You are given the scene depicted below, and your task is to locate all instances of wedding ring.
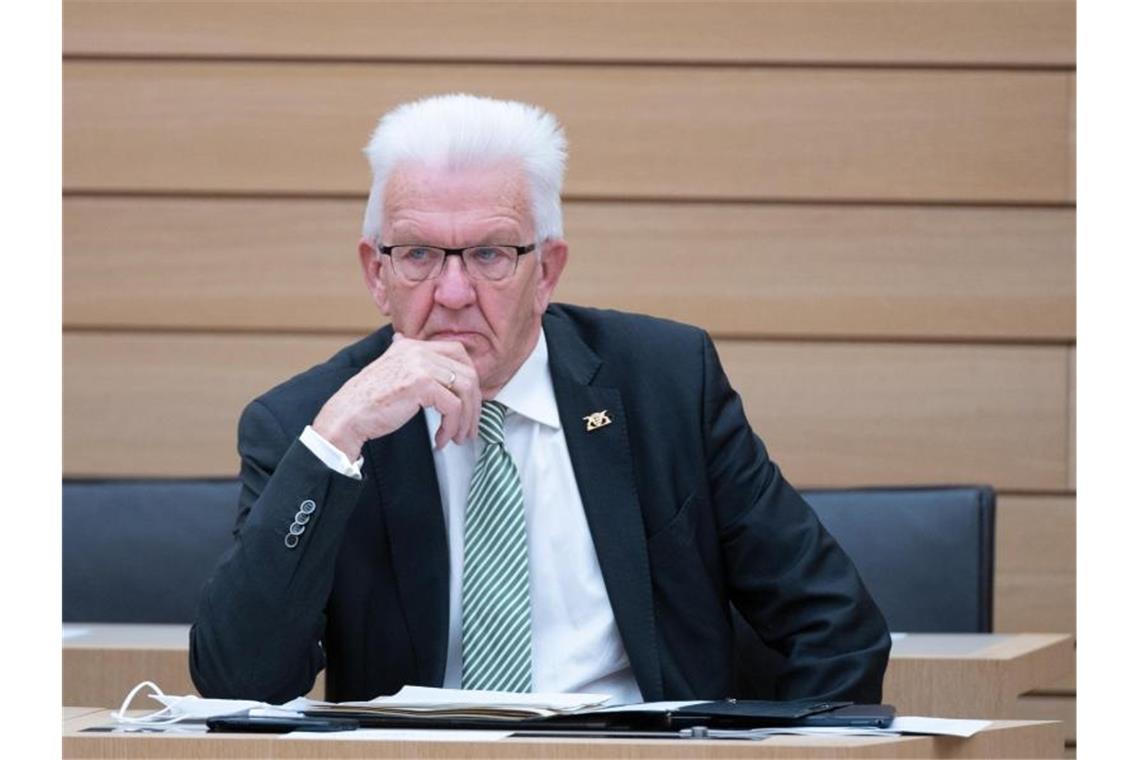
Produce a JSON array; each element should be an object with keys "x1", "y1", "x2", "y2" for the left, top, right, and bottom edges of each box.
[{"x1": 445, "y1": 370, "x2": 457, "y2": 391}]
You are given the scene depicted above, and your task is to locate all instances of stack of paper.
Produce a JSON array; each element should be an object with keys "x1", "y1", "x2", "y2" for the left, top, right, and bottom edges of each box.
[{"x1": 289, "y1": 686, "x2": 612, "y2": 721}]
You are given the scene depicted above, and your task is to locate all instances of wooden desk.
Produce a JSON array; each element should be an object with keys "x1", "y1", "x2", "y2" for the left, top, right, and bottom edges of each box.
[
  {"x1": 883, "y1": 633, "x2": 1074, "y2": 717},
  {"x1": 63, "y1": 709, "x2": 1062, "y2": 759},
  {"x1": 62, "y1": 623, "x2": 325, "y2": 707},
  {"x1": 64, "y1": 626, "x2": 1072, "y2": 714}
]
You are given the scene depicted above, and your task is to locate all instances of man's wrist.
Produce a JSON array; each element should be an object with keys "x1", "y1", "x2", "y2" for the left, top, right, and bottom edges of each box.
[
  {"x1": 310, "y1": 418, "x2": 363, "y2": 462},
  {"x1": 300, "y1": 425, "x2": 364, "y2": 480}
]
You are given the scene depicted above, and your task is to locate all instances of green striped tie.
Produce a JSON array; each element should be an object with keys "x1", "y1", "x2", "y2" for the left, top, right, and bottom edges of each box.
[{"x1": 460, "y1": 400, "x2": 533, "y2": 692}]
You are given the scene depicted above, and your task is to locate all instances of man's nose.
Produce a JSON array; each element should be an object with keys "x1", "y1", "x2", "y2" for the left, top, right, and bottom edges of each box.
[{"x1": 433, "y1": 255, "x2": 477, "y2": 309}]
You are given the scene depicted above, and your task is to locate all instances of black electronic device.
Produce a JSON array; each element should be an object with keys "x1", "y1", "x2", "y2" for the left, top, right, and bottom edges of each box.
[
  {"x1": 206, "y1": 714, "x2": 360, "y2": 734},
  {"x1": 797, "y1": 703, "x2": 896, "y2": 728}
]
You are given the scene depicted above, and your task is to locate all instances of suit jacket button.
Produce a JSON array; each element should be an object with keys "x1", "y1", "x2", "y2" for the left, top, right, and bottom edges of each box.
[
  {"x1": 289, "y1": 522, "x2": 306, "y2": 536},
  {"x1": 294, "y1": 511, "x2": 311, "y2": 525},
  {"x1": 284, "y1": 533, "x2": 300, "y2": 549},
  {"x1": 300, "y1": 499, "x2": 316, "y2": 514}
]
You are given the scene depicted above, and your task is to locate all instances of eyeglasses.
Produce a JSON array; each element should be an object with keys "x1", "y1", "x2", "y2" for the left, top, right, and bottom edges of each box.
[{"x1": 378, "y1": 243, "x2": 537, "y2": 282}]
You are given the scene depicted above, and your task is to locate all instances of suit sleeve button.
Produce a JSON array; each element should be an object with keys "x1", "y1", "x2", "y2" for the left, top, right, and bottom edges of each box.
[
  {"x1": 294, "y1": 511, "x2": 311, "y2": 525},
  {"x1": 300, "y1": 500, "x2": 316, "y2": 514},
  {"x1": 284, "y1": 533, "x2": 300, "y2": 549},
  {"x1": 289, "y1": 522, "x2": 306, "y2": 536}
]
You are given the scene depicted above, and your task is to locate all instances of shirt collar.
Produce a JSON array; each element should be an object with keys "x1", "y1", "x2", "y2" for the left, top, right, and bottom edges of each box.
[
  {"x1": 424, "y1": 328, "x2": 561, "y2": 436},
  {"x1": 493, "y1": 329, "x2": 561, "y2": 430}
]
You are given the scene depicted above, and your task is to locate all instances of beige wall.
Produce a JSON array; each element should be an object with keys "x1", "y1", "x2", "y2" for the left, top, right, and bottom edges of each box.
[{"x1": 62, "y1": 0, "x2": 1075, "y2": 745}]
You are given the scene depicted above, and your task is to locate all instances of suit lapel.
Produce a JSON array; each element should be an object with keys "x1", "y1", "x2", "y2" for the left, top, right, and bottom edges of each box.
[
  {"x1": 544, "y1": 311, "x2": 664, "y2": 701},
  {"x1": 366, "y1": 411, "x2": 450, "y2": 687}
]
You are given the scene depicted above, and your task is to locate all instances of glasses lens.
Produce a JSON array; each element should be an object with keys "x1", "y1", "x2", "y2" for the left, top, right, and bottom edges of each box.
[
  {"x1": 463, "y1": 246, "x2": 517, "y2": 281},
  {"x1": 392, "y1": 246, "x2": 444, "y2": 281}
]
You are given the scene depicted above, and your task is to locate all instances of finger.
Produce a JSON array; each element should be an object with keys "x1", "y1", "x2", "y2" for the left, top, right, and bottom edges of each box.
[
  {"x1": 465, "y1": 369, "x2": 482, "y2": 442},
  {"x1": 421, "y1": 338, "x2": 476, "y2": 367},
  {"x1": 423, "y1": 355, "x2": 477, "y2": 439},
  {"x1": 442, "y1": 361, "x2": 480, "y2": 443},
  {"x1": 397, "y1": 342, "x2": 478, "y2": 442},
  {"x1": 467, "y1": 383, "x2": 483, "y2": 442},
  {"x1": 428, "y1": 383, "x2": 463, "y2": 450}
]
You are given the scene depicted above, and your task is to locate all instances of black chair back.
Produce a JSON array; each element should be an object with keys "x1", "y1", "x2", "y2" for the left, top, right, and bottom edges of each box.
[
  {"x1": 63, "y1": 481, "x2": 995, "y2": 664},
  {"x1": 731, "y1": 485, "x2": 996, "y2": 697},
  {"x1": 62, "y1": 479, "x2": 239, "y2": 623}
]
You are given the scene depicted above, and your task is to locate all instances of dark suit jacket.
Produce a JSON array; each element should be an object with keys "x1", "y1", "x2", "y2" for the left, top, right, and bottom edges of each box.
[{"x1": 190, "y1": 304, "x2": 890, "y2": 704}]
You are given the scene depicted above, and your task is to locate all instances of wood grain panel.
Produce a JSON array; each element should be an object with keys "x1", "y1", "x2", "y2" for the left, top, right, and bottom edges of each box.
[
  {"x1": 63, "y1": 61, "x2": 1074, "y2": 203},
  {"x1": 1013, "y1": 694, "x2": 1076, "y2": 745},
  {"x1": 1068, "y1": 348, "x2": 1075, "y2": 489},
  {"x1": 884, "y1": 634, "x2": 1072, "y2": 720},
  {"x1": 63, "y1": 624, "x2": 325, "y2": 706},
  {"x1": 1044, "y1": 665, "x2": 1076, "y2": 693},
  {"x1": 63, "y1": 197, "x2": 1076, "y2": 340},
  {"x1": 716, "y1": 342, "x2": 1068, "y2": 491},
  {"x1": 995, "y1": 495, "x2": 1075, "y2": 635},
  {"x1": 64, "y1": 333, "x2": 1069, "y2": 491},
  {"x1": 63, "y1": 332, "x2": 338, "y2": 479},
  {"x1": 63, "y1": 1, "x2": 1075, "y2": 67},
  {"x1": 64, "y1": 196, "x2": 369, "y2": 332}
]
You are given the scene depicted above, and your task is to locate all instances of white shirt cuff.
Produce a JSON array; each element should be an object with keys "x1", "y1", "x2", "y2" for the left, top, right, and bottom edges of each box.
[{"x1": 300, "y1": 425, "x2": 364, "y2": 480}]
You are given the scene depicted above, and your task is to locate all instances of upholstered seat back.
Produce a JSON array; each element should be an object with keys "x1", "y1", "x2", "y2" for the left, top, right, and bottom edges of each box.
[
  {"x1": 62, "y1": 479, "x2": 239, "y2": 623},
  {"x1": 63, "y1": 481, "x2": 995, "y2": 634}
]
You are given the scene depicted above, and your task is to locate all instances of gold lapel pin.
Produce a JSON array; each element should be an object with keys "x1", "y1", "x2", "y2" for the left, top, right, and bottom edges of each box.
[{"x1": 583, "y1": 410, "x2": 612, "y2": 432}]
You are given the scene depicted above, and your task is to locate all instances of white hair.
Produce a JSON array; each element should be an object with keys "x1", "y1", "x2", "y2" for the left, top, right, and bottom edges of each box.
[{"x1": 361, "y1": 93, "x2": 568, "y2": 244}]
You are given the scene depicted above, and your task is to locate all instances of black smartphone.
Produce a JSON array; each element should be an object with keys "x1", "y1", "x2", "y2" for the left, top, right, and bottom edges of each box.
[
  {"x1": 206, "y1": 714, "x2": 360, "y2": 733},
  {"x1": 798, "y1": 704, "x2": 896, "y2": 728}
]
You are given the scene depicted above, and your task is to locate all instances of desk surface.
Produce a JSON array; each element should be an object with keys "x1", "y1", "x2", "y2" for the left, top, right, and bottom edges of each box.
[
  {"x1": 62, "y1": 709, "x2": 1062, "y2": 759},
  {"x1": 883, "y1": 633, "x2": 1073, "y2": 718},
  {"x1": 62, "y1": 625, "x2": 1073, "y2": 718},
  {"x1": 62, "y1": 624, "x2": 1071, "y2": 656},
  {"x1": 64, "y1": 623, "x2": 189, "y2": 649}
]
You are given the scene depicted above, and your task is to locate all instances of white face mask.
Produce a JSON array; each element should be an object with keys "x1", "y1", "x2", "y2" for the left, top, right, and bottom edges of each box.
[{"x1": 112, "y1": 681, "x2": 270, "y2": 725}]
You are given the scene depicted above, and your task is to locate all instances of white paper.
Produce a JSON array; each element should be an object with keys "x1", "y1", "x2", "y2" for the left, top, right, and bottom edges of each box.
[
  {"x1": 62, "y1": 626, "x2": 90, "y2": 640},
  {"x1": 891, "y1": 716, "x2": 991, "y2": 737},
  {"x1": 282, "y1": 728, "x2": 512, "y2": 742},
  {"x1": 249, "y1": 707, "x2": 307, "y2": 719},
  {"x1": 592, "y1": 700, "x2": 704, "y2": 713},
  {"x1": 367, "y1": 684, "x2": 610, "y2": 710},
  {"x1": 889, "y1": 632, "x2": 908, "y2": 642},
  {"x1": 294, "y1": 685, "x2": 611, "y2": 714}
]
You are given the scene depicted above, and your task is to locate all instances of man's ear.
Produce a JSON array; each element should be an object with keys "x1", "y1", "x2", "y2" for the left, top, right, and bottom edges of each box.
[
  {"x1": 533, "y1": 239, "x2": 568, "y2": 315},
  {"x1": 358, "y1": 238, "x2": 391, "y2": 315}
]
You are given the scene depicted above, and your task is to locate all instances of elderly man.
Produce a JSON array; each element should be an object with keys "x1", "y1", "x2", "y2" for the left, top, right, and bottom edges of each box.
[{"x1": 190, "y1": 93, "x2": 890, "y2": 705}]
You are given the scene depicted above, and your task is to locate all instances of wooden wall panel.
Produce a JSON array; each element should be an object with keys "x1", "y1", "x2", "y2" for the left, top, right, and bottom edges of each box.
[
  {"x1": 717, "y1": 342, "x2": 1068, "y2": 491},
  {"x1": 63, "y1": 62, "x2": 1074, "y2": 203},
  {"x1": 1068, "y1": 348, "x2": 1076, "y2": 488},
  {"x1": 63, "y1": 197, "x2": 1076, "y2": 340},
  {"x1": 63, "y1": 333, "x2": 337, "y2": 479},
  {"x1": 63, "y1": 1, "x2": 1075, "y2": 67},
  {"x1": 64, "y1": 197, "x2": 369, "y2": 332},
  {"x1": 65, "y1": 333, "x2": 1069, "y2": 492},
  {"x1": 995, "y1": 496, "x2": 1075, "y2": 634}
]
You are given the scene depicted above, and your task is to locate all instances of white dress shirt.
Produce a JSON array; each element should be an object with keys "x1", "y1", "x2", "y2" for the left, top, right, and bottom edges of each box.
[{"x1": 301, "y1": 329, "x2": 643, "y2": 704}]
